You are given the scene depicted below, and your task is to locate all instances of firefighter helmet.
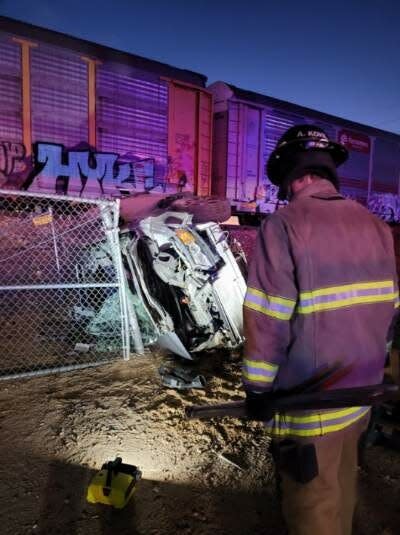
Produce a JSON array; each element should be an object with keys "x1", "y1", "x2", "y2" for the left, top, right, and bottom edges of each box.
[{"x1": 267, "y1": 125, "x2": 349, "y2": 199}]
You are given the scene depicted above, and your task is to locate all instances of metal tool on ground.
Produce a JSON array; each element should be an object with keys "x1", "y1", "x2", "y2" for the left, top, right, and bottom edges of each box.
[
  {"x1": 159, "y1": 364, "x2": 206, "y2": 390},
  {"x1": 186, "y1": 362, "x2": 399, "y2": 420},
  {"x1": 86, "y1": 457, "x2": 142, "y2": 509}
]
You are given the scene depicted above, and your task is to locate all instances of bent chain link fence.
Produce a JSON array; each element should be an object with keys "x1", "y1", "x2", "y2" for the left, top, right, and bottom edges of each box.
[{"x1": 0, "y1": 190, "x2": 143, "y2": 380}]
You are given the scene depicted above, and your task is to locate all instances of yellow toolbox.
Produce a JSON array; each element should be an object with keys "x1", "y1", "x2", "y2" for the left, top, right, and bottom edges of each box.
[{"x1": 87, "y1": 457, "x2": 142, "y2": 509}]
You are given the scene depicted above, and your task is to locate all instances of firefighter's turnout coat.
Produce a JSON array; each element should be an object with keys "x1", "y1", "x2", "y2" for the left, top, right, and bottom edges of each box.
[{"x1": 243, "y1": 179, "x2": 398, "y2": 438}]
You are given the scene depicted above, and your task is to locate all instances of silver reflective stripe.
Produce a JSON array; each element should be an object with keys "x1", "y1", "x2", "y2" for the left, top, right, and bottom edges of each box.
[
  {"x1": 265, "y1": 406, "x2": 370, "y2": 437},
  {"x1": 297, "y1": 281, "x2": 396, "y2": 314},
  {"x1": 244, "y1": 287, "x2": 296, "y2": 320},
  {"x1": 242, "y1": 358, "x2": 279, "y2": 390}
]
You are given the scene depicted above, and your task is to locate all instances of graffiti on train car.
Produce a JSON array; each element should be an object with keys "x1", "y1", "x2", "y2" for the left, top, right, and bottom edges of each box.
[
  {"x1": 0, "y1": 140, "x2": 158, "y2": 196},
  {"x1": 0, "y1": 141, "x2": 27, "y2": 187},
  {"x1": 26, "y1": 143, "x2": 133, "y2": 195}
]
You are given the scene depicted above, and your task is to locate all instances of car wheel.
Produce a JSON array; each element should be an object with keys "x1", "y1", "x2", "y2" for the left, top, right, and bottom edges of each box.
[{"x1": 171, "y1": 196, "x2": 231, "y2": 224}]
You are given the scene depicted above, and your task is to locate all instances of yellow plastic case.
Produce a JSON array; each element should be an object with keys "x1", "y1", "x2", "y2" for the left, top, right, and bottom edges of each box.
[{"x1": 87, "y1": 458, "x2": 141, "y2": 509}]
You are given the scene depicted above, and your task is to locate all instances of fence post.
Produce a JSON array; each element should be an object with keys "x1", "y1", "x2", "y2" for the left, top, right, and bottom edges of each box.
[{"x1": 100, "y1": 199, "x2": 144, "y2": 357}]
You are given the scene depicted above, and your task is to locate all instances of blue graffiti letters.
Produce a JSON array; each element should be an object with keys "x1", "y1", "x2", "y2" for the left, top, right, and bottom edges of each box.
[{"x1": 28, "y1": 143, "x2": 133, "y2": 196}]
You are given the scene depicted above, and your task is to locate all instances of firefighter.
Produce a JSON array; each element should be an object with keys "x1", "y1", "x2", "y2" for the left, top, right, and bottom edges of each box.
[{"x1": 243, "y1": 125, "x2": 399, "y2": 535}]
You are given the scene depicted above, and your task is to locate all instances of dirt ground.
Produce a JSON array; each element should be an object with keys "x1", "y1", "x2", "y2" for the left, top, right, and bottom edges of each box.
[{"x1": 0, "y1": 351, "x2": 399, "y2": 535}]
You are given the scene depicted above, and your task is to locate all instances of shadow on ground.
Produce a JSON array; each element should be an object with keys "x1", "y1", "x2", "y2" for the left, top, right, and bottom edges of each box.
[
  {"x1": 1, "y1": 447, "x2": 399, "y2": 535},
  {"x1": 1, "y1": 452, "x2": 282, "y2": 535}
]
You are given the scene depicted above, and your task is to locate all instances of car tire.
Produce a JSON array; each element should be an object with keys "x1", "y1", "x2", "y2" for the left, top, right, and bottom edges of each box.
[{"x1": 171, "y1": 196, "x2": 231, "y2": 224}]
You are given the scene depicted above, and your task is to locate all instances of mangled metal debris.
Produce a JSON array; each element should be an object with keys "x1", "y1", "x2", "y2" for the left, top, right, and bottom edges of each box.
[
  {"x1": 119, "y1": 194, "x2": 247, "y2": 359},
  {"x1": 158, "y1": 364, "x2": 206, "y2": 390}
]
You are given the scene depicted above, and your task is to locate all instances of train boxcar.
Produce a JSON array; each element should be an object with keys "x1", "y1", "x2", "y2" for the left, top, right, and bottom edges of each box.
[
  {"x1": 0, "y1": 16, "x2": 213, "y2": 198},
  {"x1": 209, "y1": 81, "x2": 400, "y2": 219}
]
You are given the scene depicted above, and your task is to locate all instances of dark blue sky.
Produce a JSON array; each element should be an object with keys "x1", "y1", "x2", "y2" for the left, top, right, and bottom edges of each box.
[{"x1": 1, "y1": 0, "x2": 399, "y2": 134}]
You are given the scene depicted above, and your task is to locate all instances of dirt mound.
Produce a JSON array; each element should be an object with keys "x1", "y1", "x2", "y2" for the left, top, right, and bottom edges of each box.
[{"x1": 0, "y1": 352, "x2": 399, "y2": 534}]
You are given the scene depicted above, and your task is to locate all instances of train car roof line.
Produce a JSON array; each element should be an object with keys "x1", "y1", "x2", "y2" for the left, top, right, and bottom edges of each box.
[
  {"x1": 0, "y1": 15, "x2": 208, "y2": 87},
  {"x1": 223, "y1": 82, "x2": 400, "y2": 141}
]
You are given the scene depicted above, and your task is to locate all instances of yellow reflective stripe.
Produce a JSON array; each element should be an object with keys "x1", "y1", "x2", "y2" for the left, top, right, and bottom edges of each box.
[
  {"x1": 298, "y1": 292, "x2": 397, "y2": 314},
  {"x1": 243, "y1": 359, "x2": 279, "y2": 386},
  {"x1": 244, "y1": 300, "x2": 293, "y2": 320},
  {"x1": 243, "y1": 359, "x2": 279, "y2": 372},
  {"x1": 247, "y1": 287, "x2": 295, "y2": 307},
  {"x1": 244, "y1": 287, "x2": 296, "y2": 320},
  {"x1": 265, "y1": 407, "x2": 370, "y2": 437},
  {"x1": 275, "y1": 406, "x2": 363, "y2": 424},
  {"x1": 300, "y1": 280, "x2": 394, "y2": 299},
  {"x1": 321, "y1": 409, "x2": 369, "y2": 433},
  {"x1": 243, "y1": 370, "x2": 274, "y2": 383},
  {"x1": 298, "y1": 280, "x2": 396, "y2": 314}
]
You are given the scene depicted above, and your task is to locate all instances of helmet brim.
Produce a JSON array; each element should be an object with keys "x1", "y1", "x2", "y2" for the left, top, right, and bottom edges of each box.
[{"x1": 267, "y1": 140, "x2": 349, "y2": 186}]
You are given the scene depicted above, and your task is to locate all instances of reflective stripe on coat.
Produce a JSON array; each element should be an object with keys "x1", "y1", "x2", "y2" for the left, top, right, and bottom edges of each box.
[{"x1": 243, "y1": 179, "x2": 398, "y2": 438}]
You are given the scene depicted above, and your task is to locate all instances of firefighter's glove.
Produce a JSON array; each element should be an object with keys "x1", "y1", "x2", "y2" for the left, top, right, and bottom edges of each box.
[{"x1": 245, "y1": 391, "x2": 275, "y2": 421}]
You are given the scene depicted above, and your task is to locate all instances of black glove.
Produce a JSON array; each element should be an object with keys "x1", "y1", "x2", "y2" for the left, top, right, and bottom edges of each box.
[{"x1": 245, "y1": 391, "x2": 275, "y2": 421}]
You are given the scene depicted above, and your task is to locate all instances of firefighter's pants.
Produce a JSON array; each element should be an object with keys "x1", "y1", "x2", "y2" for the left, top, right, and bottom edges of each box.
[{"x1": 274, "y1": 414, "x2": 369, "y2": 535}]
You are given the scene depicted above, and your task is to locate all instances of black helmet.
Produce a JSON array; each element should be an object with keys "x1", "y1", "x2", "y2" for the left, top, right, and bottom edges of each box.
[{"x1": 267, "y1": 124, "x2": 349, "y2": 200}]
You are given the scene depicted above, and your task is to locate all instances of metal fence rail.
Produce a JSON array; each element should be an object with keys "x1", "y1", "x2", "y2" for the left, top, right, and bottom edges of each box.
[{"x1": 0, "y1": 189, "x2": 139, "y2": 380}]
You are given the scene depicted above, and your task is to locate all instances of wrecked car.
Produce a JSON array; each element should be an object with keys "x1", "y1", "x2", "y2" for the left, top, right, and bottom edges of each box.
[
  {"x1": 0, "y1": 190, "x2": 246, "y2": 378},
  {"x1": 118, "y1": 193, "x2": 247, "y2": 359}
]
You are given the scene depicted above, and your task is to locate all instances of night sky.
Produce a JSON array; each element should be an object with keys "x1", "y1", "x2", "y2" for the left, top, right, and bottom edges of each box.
[{"x1": 1, "y1": 0, "x2": 399, "y2": 134}]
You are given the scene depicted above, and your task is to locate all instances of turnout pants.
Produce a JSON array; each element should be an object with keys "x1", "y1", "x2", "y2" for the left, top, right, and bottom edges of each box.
[{"x1": 273, "y1": 415, "x2": 369, "y2": 535}]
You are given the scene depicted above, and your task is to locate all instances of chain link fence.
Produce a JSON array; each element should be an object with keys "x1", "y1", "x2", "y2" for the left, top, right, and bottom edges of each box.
[{"x1": 0, "y1": 190, "x2": 142, "y2": 380}]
